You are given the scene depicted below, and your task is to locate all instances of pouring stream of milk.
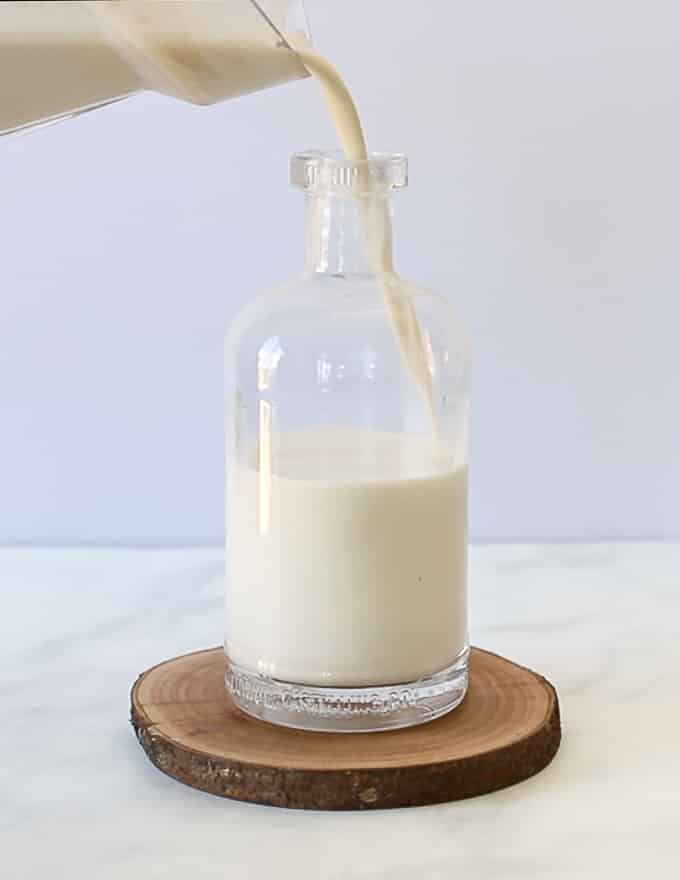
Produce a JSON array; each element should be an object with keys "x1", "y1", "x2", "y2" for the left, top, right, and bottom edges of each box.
[{"x1": 296, "y1": 47, "x2": 437, "y2": 424}]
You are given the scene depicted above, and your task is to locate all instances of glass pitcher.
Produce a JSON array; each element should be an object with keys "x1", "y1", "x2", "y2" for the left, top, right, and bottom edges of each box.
[{"x1": 0, "y1": 0, "x2": 310, "y2": 137}]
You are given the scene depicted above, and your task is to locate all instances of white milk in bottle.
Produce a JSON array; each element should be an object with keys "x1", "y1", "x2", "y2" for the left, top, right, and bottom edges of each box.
[{"x1": 228, "y1": 429, "x2": 467, "y2": 687}]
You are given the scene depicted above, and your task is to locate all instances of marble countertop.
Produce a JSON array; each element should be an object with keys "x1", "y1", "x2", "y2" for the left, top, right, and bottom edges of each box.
[{"x1": 2, "y1": 543, "x2": 678, "y2": 879}]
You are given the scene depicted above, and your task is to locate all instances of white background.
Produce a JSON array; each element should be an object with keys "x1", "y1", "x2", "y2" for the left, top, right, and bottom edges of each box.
[{"x1": 1, "y1": 0, "x2": 678, "y2": 545}]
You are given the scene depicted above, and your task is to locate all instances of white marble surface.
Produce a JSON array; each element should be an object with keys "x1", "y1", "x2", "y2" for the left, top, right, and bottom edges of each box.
[{"x1": 1, "y1": 543, "x2": 678, "y2": 879}]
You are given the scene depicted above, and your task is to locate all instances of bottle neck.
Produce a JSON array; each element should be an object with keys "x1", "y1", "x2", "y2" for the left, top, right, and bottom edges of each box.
[{"x1": 303, "y1": 194, "x2": 395, "y2": 277}]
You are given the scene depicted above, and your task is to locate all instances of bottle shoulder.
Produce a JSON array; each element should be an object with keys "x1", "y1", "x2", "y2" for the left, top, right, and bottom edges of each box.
[{"x1": 227, "y1": 272, "x2": 468, "y2": 350}]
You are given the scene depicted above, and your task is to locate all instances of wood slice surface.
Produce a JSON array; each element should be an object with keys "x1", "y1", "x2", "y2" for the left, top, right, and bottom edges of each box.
[{"x1": 131, "y1": 647, "x2": 560, "y2": 810}]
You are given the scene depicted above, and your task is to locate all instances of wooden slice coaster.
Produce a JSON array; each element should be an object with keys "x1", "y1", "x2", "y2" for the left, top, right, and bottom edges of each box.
[{"x1": 131, "y1": 647, "x2": 560, "y2": 810}]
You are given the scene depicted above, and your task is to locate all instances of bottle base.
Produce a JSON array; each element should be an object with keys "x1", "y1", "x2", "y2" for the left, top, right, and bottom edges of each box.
[{"x1": 225, "y1": 647, "x2": 469, "y2": 733}]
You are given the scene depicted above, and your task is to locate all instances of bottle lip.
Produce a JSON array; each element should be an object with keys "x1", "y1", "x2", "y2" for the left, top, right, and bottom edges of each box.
[{"x1": 291, "y1": 150, "x2": 408, "y2": 196}]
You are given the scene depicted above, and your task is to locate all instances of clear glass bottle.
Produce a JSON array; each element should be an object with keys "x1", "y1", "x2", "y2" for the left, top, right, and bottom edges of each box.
[{"x1": 225, "y1": 151, "x2": 470, "y2": 732}]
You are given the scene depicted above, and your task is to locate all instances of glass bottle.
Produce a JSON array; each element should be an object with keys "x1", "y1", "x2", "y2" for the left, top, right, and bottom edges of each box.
[{"x1": 225, "y1": 151, "x2": 470, "y2": 732}]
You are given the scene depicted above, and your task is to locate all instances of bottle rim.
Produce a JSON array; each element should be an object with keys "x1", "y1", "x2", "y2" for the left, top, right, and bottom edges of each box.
[{"x1": 291, "y1": 150, "x2": 408, "y2": 196}]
